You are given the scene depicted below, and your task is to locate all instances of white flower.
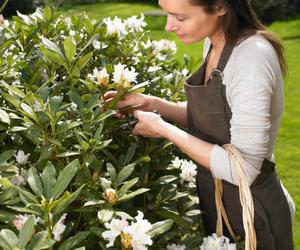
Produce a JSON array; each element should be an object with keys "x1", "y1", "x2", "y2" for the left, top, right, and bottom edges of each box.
[
  {"x1": 125, "y1": 14, "x2": 146, "y2": 33},
  {"x1": 171, "y1": 157, "x2": 182, "y2": 169},
  {"x1": 153, "y1": 40, "x2": 177, "y2": 54},
  {"x1": 112, "y1": 63, "x2": 138, "y2": 85},
  {"x1": 70, "y1": 102, "x2": 77, "y2": 110},
  {"x1": 200, "y1": 233, "x2": 236, "y2": 250},
  {"x1": 123, "y1": 211, "x2": 153, "y2": 250},
  {"x1": 167, "y1": 243, "x2": 186, "y2": 250},
  {"x1": 93, "y1": 67, "x2": 110, "y2": 87},
  {"x1": 102, "y1": 215, "x2": 128, "y2": 248},
  {"x1": 14, "y1": 150, "x2": 30, "y2": 165},
  {"x1": 104, "y1": 17, "x2": 128, "y2": 37},
  {"x1": 92, "y1": 40, "x2": 101, "y2": 50},
  {"x1": 180, "y1": 160, "x2": 197, "y2": 183},
  {"x1": 65, "y1": 18, "x2": 72, "y2": 29},
  {"x1": 141, "y1": 39, "x2": 152, "y2": 49},
  {"x1": 69, "y1": 30, "x2": 75, "y2": 36},
  {"x1": 181, "y1": 68, "x2": 189, "y2": 77},
  {"x1": 13, "y1": 214, "x2": 30, "y2": 230},
  {"x1": 148, "y1": 66, "x2": 162, "y2": 73},
  {"x1": 163, "y1": 73, "x2": 174, "y2": 82},
  {"x1": 33, "y1": 100, "x2": 43, "y2": 112},
  {"x1": 102, "y1": 211, "x2": 152, "y2": 249},
  {"x1": 52, "y1": 213, "x2": 67, "y2": 241}
]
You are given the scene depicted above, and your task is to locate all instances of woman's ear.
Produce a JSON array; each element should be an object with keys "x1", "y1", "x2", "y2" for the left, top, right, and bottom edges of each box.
[{"x1": 215, "y1": 3, "x2": 228, "y2": 17}]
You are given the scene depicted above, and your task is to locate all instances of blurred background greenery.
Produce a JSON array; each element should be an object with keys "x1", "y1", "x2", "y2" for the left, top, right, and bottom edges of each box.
[{"x1": 1, "y1": 0, "x2": 299, "y2": 248}]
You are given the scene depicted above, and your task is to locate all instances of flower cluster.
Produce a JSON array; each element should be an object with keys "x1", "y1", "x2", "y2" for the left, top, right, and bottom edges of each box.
[
  {"x1": 102, "y1": 211, "x2": 152, "y2": 249},
  {"x1": 103, "y1": 14, "x2": 146, "y2": 37},
  {"x1": 13, "y1": 213, "x2": 67, "y2": 242},
  {"x1": 200, "y1": 234, "x2": 236, "y2": 250},
  {"x1": 172, "y1": 157, "x2": 197, "y2": 183},
  {"x1": 88, "y1": 63, "x2": 138, "y2": 88}
]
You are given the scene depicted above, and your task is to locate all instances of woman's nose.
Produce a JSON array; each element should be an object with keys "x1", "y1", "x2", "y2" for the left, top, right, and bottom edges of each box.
[{"x1": 165, "y1": 15, "x2": 177, "y2": 32}]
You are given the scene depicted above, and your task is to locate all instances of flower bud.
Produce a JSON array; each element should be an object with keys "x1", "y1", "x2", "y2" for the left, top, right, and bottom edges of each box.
[
  {"x1": 104, "y1": 188, "x2": 118, "y2": 205},
  {"x1": 92, "y1": 171, "x2": 99, "y2": 183},
  {"x1": 121, "y1": 231, "x2": 132, "y2": 249}
]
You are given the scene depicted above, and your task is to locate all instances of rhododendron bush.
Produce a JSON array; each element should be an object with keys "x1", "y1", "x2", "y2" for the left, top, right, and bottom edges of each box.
[{"x1": 0, "y1": 5, "x2": 203, "y2": 249}]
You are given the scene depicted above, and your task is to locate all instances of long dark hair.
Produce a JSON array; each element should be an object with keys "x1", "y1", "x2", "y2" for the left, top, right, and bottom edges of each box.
[{"x1": 190, "y1": 0, "x2": 287, "y2": 76}]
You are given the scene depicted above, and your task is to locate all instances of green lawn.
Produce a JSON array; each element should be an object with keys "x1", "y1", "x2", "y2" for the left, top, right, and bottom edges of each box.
[{"x1": 61, "y1": 2, "x2": 300, "y2": 248}]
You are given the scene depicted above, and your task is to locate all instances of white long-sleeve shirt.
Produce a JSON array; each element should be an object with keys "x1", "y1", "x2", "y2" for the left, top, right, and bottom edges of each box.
[
  {"x1": 207, "y1": 35, "x2": 295, "y2": 221},
  {"x1": 205, "y1": 35, "x2": 283, "y2": 185}
]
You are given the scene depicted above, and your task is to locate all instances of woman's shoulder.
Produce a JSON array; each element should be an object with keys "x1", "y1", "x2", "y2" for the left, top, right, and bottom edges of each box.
[{"x1": 234, "y1": 34, "x2": 277, "y2": 60}]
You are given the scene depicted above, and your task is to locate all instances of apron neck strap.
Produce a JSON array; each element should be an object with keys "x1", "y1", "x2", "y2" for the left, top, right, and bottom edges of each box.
[{"x1": 216, "y1": 42, "x2": 235, "y2": 72}]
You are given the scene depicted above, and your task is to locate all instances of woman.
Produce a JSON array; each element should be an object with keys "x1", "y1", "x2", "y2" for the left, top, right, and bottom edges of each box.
[{"x1": 105, "y1": 0, "x2": 295, "y2": 248}]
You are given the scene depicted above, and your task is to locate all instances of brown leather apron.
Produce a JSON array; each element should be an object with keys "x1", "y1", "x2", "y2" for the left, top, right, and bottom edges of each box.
[{"x1": 184, "y1": 43, "x2": 293, "y2": 249}]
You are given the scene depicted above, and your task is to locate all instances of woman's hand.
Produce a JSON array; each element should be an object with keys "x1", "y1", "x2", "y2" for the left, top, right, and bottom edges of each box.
[
  {"x1": 104, "y1": 91, "x2": 157, "y2": 118},
  {"x1": 132, "y1": 110, "x2": 167, "y2": 138}
]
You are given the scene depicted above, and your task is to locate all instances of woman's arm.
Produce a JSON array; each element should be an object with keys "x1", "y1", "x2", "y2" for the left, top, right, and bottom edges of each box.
[
  {"x1": 133, "y1": 110, "x2": 213, "y2": 170},
  {"x1": 152, "y1": 97, "x2": 188, "y2": 127},
  {"x1": 104, "y1": 91, "x2": 188, "y2": 127}
]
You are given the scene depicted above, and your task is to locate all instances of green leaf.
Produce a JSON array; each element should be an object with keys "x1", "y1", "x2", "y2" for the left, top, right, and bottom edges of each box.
[
  {"x1": 57, "y1": 121, "x2": 82, "y2": 135},
  {"x1": 117, "y1": 188, "x2": 149, "y2": 203},
  {"x1": 2, "y1": 92, "x2": 21, "y2": 109},
  {"x1": 49, "y1": 96, "x2": 63, "y2": 114},
  {"x1": 0, "y1": 108, "x2": 10, "y2": 124},
  {"x1": 123, "y1": 143, "x2": 137, "y2": 166},
  {"x1": 55, "y1": 151, "x2": 81, "y2": 158},
  {"x1": 40, "y1": 36, "x2": 61, "y2": 54},
  {"x1": 0, "y1": 229, "x2": 17, "y2": 249},
  {"x1": 40, "y1": 48, "x2": 68, "y2": 69},
  {"x1": 5, "y1": 85, "x2": 26, "y2": 98},
  {"x1": 53, "y1": 185, "x2": 85, "y2": 216},
  {"x1": 117, "y1": 163, "x2": 136, "y2": 185},
  {"x1": 72, "y1": 52, "x2": 93, "y2": 73},
  {"x1": 155, "y1": 208, "x2": 191, "y2": 229},
  {"x1": 13, "y1": 185, "x2": 39, "y2": 205},
  {"x1": 43, "y1": 6, "x2": 52, "y2": 20},
  {"x1": 0, "y1": 150, "x2": 16, "y2": 167},
  {"x1": 64, "y1": 37, "x2": 76, "y2": 63},
  {"x1": 96, "y1": 110, "x2": 117, "y2": 123},
  {"x1": 148, "y1": 219, "x2": 173, "y2": 238},
  {"x1": 0, "y1": 178, "x2": 14, "y2": 189},
  {"x1": 106, "y1": 163, "x2": 117, "y2": 183},
  {"x1": 28, "y1": 167, "x2": 43, "y2": 197},
  {"x1": 58, "y1": 231, "x2": 90, "y2": 250},
  {"x1": 118, "y1": 178, "x2": 139, "y2": 197},
  {"x1": 0, "y1": 210, "x2": 16, "y2": 223},
  {"x1": 41, "y1": 162, "x2": 56, "y2": 200},
  {"x1": 27, "y1": 231, "x2": 55, "y2": 250},
  {"x1": 71, "y1": 90, "x2": 84, "y2": 109},
  {"x1": 18, "y1": 216, "x2": 35, "y2": 248},
  {"x1": 51, "y1": 159, "x2": 80, "y2": 199}
]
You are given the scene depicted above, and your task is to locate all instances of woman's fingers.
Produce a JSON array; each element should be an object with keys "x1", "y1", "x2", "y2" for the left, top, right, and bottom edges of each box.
[{"x1": 104, "y1": 91, "x2": 117, "y2": 100}]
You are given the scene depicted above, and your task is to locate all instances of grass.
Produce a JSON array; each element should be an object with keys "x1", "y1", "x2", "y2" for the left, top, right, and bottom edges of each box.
[{"x1": 61, "y1": 2, "x2": 300, "y2": 248}]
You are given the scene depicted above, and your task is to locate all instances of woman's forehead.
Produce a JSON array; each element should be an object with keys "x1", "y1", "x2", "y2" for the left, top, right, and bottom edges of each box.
[{"x1": 158, "y1": 0, "x2": 200, "y2": 14}]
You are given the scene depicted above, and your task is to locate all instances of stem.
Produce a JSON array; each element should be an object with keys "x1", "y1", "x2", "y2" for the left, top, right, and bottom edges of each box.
[{"x1": 0, "y1": 0, "x2": 8, "y2": 14}]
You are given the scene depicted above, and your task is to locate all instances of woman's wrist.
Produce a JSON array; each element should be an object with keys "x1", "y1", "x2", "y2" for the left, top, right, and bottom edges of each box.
[{"x1": 147, "y1": 95, "x2": 161, "y2": 111}]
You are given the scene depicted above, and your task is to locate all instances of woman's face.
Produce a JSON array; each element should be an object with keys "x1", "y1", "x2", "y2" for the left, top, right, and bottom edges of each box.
[{"x1": 159, "y1": 0, "x2": 226, "y2": 44}]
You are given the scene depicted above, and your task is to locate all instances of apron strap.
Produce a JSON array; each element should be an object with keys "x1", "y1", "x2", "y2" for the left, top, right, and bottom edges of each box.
[{"x1": 217, "y1": 42, "x2": 235, "y2": 72}]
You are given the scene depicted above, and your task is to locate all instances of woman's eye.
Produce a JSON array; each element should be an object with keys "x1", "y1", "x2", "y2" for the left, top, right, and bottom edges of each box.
[{"x1": 176, "y1": 16, "x2": 186, "y2": 22}]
